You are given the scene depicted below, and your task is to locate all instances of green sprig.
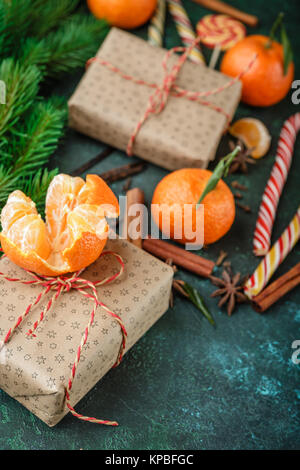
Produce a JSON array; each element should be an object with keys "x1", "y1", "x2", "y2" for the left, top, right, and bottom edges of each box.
[
  {"x1": 196, "y1": 146, "x2": 241, "y2": 208},
  {"x1": 182, "y1": 282, "x2": 215, "y2": 326},
  {"x1": 265, "y1": 12, "x2": 293, "y2": 75}
]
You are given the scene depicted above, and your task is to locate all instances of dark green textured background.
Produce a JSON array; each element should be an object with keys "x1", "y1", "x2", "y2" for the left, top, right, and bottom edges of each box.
[{"x1": 0, "y1": 0, "x2": 299, "y2": 450}]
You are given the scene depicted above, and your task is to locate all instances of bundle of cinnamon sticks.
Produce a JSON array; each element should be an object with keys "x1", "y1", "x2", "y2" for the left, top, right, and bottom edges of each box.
[{"x1": 252, "y1": 263, "x2": 300, "y2": 313}]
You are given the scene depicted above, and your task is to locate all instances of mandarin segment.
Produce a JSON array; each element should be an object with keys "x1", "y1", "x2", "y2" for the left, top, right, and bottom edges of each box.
[
  {"x1": 0, "y1": 174, "x2": 119, "y2": 276},
  {"x1": 229, "y1": 118, "x2": 271, "y2": 158}
]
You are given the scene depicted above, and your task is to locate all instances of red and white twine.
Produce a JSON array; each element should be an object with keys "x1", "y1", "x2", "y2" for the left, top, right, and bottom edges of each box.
[
  {"x1": 87, "y1": 38, "x2": 257, "y2": 157},
  {"x1": 253, "y1": 113, "x2": 300, "y2": 256},
  {"x1": 0, "y1": 250, "x2": 126, "y2": 426}
]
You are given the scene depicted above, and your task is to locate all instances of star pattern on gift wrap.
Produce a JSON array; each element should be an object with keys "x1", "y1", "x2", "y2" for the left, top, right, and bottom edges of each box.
[
  {"x1": 15, "y1": 368, "x2": 23, "y2": 378},
  {"x1": 47, "y1": 330, "x2": 56, "y2": 339},
  {"x1": 120, "y1": 288, "x2": 129, "y2": 296},
  {"x1": 103, "y1": 290, "x2": 112, "y2": 297},
  {"x1": 47, "y1": 377, "x2": 56, "y2": 389},
  {"x1": 36, "y1": 356, "x2": 46, "y2": 365},
  {"x1": 5, "y1": 348, "x2": 13, "y2": 358},
  {"x1": 55, "y1": 354, "x2": 65, "y2": 364}
]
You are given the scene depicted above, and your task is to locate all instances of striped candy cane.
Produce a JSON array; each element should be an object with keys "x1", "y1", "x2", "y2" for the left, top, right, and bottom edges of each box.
[
  {"x1": 253, "y1": 113, "x2": 300, "y2": 256},
  {"x1": 148, "y1": 0, "x2": 166, "y2": 47},
  {"x1": 168, "y1": 0, "x2": 206, "y2": 64},
  {"x1": 244, "y1": 206, "x2": 300, "y2": 299}
]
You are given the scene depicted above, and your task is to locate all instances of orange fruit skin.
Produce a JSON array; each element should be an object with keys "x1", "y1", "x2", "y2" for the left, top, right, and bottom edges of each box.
[
  {"x1": 220, "y1": 35, "x2": 294, "y2": 107},
  {"x1": 77, "y1": 174, "x2": 119, "y2": 216},
  {"x1": 63, "y1": 228, "x2": 108, "y2": 273},
  {"x1": 151, "y1": 169, "x2": 235, "y2": 245},
  {"x1": 87, "y1": 0, "x2": 157, "y2": 30},
  {"x1": 0, "y1": 235, "x2": 62, "y2": 277}
]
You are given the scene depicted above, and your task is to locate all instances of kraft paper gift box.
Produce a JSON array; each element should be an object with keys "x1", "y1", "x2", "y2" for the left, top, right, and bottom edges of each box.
[
  {"x1": 68, "y1": 27, "x2": 242, "y2": 170},
  {"x1": 0, "y1": 239, "x2": 173, "y2": 426}
]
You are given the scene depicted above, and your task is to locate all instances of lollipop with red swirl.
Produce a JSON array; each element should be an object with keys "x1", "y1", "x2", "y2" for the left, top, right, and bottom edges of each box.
[{"x1": 197, "y1": 14, "x2": 246, "y2": 68}]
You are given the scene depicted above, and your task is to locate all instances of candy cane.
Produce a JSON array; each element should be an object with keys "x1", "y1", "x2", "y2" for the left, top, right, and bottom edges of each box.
[
  {"x1": 245, "y1": 206, "x2": 300, "y2": 299},
  {"x1": 168, "y1": 0, "x2": 206, "y2": 64},
  {"x1": 148, "y1": 0, "x2": 166, "y2": 47},
  {"x1": 253, "y1": 113, "x2": 300, "y2": 256}
]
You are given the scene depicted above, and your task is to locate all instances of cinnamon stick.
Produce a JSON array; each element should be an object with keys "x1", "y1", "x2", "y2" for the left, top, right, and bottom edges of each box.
[
  {"x1": 99, "y1": 162, "x2": 146, "y2": 183},
  {"x1": 123, "y1": 188, "x2": 145, "y2": 249},
  {"x1": 142, "y1": 238, "x2": 215, "y2": 277},
  {"x1": 252, "y1": 263, "x2": 300, "y2": 313},
  {"x1": 71, "y1": 147, "x2": 113, "y2": 176},
  {"x1": 192, "y1": 0, "x2": 258, "y2": 27}
]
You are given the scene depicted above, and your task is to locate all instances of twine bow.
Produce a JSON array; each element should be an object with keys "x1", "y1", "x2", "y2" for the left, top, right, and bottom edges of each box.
[
  {"x1": 87, "y1": 37, "x2": 257, "y2": 157},
  {"x1": 0, "y1": 250, "x2": 126, "y2": 426}
]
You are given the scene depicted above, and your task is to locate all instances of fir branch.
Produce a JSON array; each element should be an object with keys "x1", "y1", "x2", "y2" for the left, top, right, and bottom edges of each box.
[
  {"x1": 0, "y1": 0, "x2": 44, "y2": 57},
  {"x1": 20, "y1": 14, "x2": 110, "y2": 77},
  {"x1": 0, "y1": 0, "x2": 80, "y2": 57},
  {"x1": 0, "y1": 165, "x2": 20, "y2": 205},
  {"x1": 2, "y1": 98, "x2": 67, "y2": 175},
  {"x1": 0, "y1": 59, "x2": 41, "y2": 141},
  {"x1": 27, "y1": 0, "x2": 80, "y2": 39}
]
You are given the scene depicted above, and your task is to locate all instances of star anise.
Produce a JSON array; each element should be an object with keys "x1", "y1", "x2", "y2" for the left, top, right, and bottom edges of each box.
[
  {"x1": 209, "y1": 270, "x2": 248, "y2": 316},
  {"x1": 228, "y1": 139, "x2": 256, "y2": 174}
]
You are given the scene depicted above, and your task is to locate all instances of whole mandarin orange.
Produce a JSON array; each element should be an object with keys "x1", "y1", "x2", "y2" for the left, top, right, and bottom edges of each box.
[
  {"x1": 87, "y1": 0, "x2": 157, "y2": 30},
  {"x1": 151, "y1": 168, "x2": 235, "y2": 245},
  {"x1": 220, "y1": 35, "x2": 294, "y2": 107}
]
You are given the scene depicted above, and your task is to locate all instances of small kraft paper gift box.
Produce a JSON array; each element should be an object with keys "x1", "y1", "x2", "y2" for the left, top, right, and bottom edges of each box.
[
  {"x1": 0, "y1": 238, "x2": 173, "y2": 426},
  {"x1": 68, "y1": 27, "x2": 242, "y2": 170}
]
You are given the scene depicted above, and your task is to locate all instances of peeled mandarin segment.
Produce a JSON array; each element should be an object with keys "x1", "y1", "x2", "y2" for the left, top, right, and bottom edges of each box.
[
  {"x1": 67, "y1": 204, "x2": 108, "y2": 241},
  {"x1": 77, "y1": 175, "x2": 120, "y2": 217},
  {"x1": 45, "y1": 174, "x2": 85, "y2": 241},
  {"x1": 1, "y1": 190, "x2": 37, "y2": 232},
  {"x1": 5, "y1": 213, "x2": 51, "y2": 260},
  {"x1": 229, "y1": 118, "x2": 271, "y2": 158}
]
